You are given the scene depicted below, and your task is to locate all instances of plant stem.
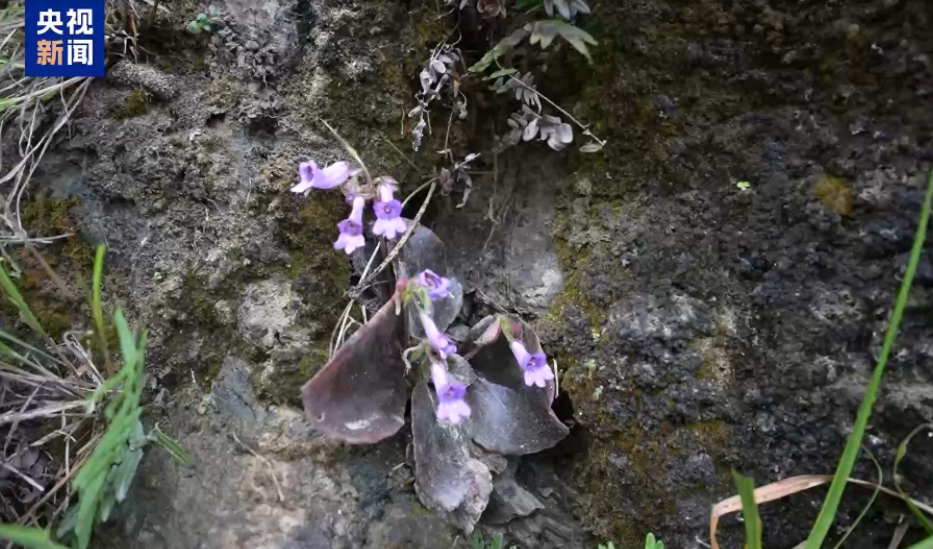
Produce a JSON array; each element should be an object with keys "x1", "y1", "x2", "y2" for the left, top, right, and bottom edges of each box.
[
  {"x1": 316, "y1": 118, "x2": 373, "y2": 184},
  {"x1": 351, "y1": 180, "x2": 436, "y2": 298},
  {"x1": 500, "y1": 66, "x2": 606, "y2": 146}
]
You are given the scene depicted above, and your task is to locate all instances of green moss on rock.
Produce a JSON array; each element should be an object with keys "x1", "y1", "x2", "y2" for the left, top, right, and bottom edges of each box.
[
  {"x1": 110, "y1": 89, "x2": 150, "y2": 119},
  {"x1": 0, "y1": 190, "x2": 96, "y2": 340}
]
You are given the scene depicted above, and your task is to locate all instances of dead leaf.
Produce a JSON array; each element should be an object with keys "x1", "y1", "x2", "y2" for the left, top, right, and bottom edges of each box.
[
  {"x1": 812, "y1": 175, "x2": 853, "y2": 216},
  {"x1": 709, "y1": 475, "x2": 933, "y2": 549}
]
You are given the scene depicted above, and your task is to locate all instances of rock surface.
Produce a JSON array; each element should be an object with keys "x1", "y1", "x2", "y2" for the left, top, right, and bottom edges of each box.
[{"x1": 12, "y1": 0, "x2": 933, "y2": 547}]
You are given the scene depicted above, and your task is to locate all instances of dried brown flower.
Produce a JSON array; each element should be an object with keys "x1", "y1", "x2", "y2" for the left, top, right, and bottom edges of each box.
[{"x1": 477, "y1": 0, "x2": 506, "y2": 19}]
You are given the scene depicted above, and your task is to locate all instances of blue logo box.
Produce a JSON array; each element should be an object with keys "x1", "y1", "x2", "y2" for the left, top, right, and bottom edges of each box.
[{"x1": 25, "y1": 0, "x2": 105, "y2": 77}]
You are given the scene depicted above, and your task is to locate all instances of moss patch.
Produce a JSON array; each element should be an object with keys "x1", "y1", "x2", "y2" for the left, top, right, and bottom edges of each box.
[
  {"x1": 0, "y1": 190, "x2": 95, "y2": 340},
  {"x1": 812, "y1": 175, "x2": 853, "y2": 216},
  {"x1": 110, "y1": 89, "x2": 151, "y2": 119}
]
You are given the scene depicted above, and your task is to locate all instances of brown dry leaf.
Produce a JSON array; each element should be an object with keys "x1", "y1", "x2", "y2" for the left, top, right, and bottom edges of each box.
[
  {"x1": 439, "y1": 168, "x2": 455, "y2": 196},
  {"x1": 477, "y1": 0, "x2": 506, "y2": 18},
  {"x1": 709, "y1": 475, "x2": 933, "y2": 549},
  {"x1": 812, "y1": 175, "x2": 853, "y2": 216}
]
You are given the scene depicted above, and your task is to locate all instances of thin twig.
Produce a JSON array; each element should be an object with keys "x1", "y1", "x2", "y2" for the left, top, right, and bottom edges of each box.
[
  {"x1": 20, "y1": 432, "x2": 100, "y2": 526},
  {"x1": 3, "y1": 384, "x2": 40, "y2": 455},
  {"x1": 0, "y1": 459, "x2": 43, "y2": 492},
  {"x1": 232, "y1": 432, "x2": 285, "y2": 503},
  {"x1": 25, "y1": 241, "x2": 76, "y2": 299},
  {"x1": 441, "y1": 105, "x2": 456, "y2": 163},
  {"x1": 0, "y1": 78, "x2": 90, "y2": 186},
  {"x1": 382, "y1": 134, "x2": 421, "y2": 173},
  {"x1": 328, "y1": 300, "x2": 355, "y2": 358},
  {"x1": 351, "y1": 181, "x2": 436, "y2": 296},
  {"x1": 316, "y1": 118, "x2": 372, "y2": 184},
  {"x1": 553, "y1": 359, "x2": 559, "y2": 395},
  {"x1": 330, "y1": 242, "x2": 383, "y2": 356},
  {"x1": 886, "y1": 520, "x2": 909, "y2": 549},
  {"x1": 0, "y1": 401, "x2": 87, "y2": 427},
  {"x1": 28, "y1": 418, "x2": 82, "y2": 449},
  {"x1": 0, "y1": 233, "x2": 74, "y2": 243},
  {"x1": 401, "y1": 180, "x2": 435, "y2": 209}
]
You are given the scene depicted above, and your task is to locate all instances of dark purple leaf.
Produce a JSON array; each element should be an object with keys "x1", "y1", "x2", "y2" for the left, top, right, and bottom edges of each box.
[
  {"x1": 397, "y1": 219, "x2": 453, "y2": 280},
  {"x1": 301, "y1": 297, "x2": 407, "y2": 444},
  {"x1": 467, "y1": 376, "x2": 569, "y2": 455},
  {"x1": 399, "y1": 220, "x2": 463, "y2": 335},
  {"x1": 411, "y1": 381, "x2": 493, "y2": 534},
  {"x1": 446, "y1": 354, "x2": 477, "y2": 385},
  {"x1": 407, "y1": 277, "x2": 464, "y2": 338}
]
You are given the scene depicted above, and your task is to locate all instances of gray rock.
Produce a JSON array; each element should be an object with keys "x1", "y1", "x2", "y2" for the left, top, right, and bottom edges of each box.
[
  {"x1": 236, "y1": 277, "x2": 305, "y2": 349},
  {"x1": 211, "y1": 356, "x2": 264, "y2": 429},
  {"x1": 108, "y1": 61, "x2": 179, "y2": 100},
  {"x1": 484, "y1": 471, "x2": 544, "y2": 525}
]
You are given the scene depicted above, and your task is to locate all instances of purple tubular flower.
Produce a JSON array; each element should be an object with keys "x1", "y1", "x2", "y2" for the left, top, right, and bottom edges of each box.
[
  {"x1": 509, "y1": 340, "x2": 553, "y2": 388},
  {"x1": 420, "y1": 313, "x2": 457, "y2": 359},
  {"x1": 333, "y1": 196, "x2": 366, "y2": 254},
  {"x1": 431, "y1": 363, "x2": 471, "y2": 424},
  {"x1": 291, "y1": 160, "x2": 352, "y2": 195},
  {"x1": 372, "y1": 181, "x2": 407, "y2": 240},
  {"x1": 417, "y1": 269, "x2": 451, "y2": 300}
]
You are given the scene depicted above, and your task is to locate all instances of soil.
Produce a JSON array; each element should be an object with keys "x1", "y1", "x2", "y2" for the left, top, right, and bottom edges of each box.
[{"x1": 6, "y1": 0, "x2": 933, "y2": 548}]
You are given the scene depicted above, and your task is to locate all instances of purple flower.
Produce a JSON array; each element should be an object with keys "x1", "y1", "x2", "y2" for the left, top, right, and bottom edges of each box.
[
  {"x1": 372, "y1": 181, "x2": 407, "y2": 240},
  {"x1": 291, "y1": 160, "x2": 352, "y2": 195},
  {"x1": 431, "y1": 363, "x2": 471, "y2": 424},
  {"x1": 509, "y1": 340, "x2": 553, "y2": 388},
  {"x1": 417, "y1": 269, "x2": 450, "y2": 300},
  {"x1": 333, "y1": 196, "x2": 366, "y2": 254},
  {"x1": 420, "y1": 312, "x2": 457, "y2": 359}
]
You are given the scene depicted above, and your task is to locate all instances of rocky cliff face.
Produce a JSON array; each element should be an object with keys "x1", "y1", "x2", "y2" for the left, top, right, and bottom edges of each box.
[{"x1": 13, "y1": 0, "x2": 933, "y2": 548}]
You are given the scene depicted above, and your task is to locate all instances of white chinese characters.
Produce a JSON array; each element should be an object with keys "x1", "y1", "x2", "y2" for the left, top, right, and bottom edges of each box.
[
  {"x1": 37, "y1": 9, "x2": 64, "y2": 35},
  {"x1": 34, "y1": 8, "x2": 95, "y2": 67},
  {"x1": 67, "y1": 9, "x2": 94, "y2": 35},
  {"x1": 67, "y1": 39, "x2": 93, "y2": 65}
]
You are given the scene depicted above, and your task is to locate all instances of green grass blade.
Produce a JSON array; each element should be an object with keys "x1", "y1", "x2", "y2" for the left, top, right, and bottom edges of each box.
[
  {"x1": 804, "y1": 165, "x2": 933, "y2": 549},
  {"x1": 0, "y1": 328, "x2": 58, "y2": 363},
  {"x1": 150, "y1": 425, "x2": 194, "y2": 467},
  {"x1": 91, "y1": 245, "x2": 111, "y2": 367},
  {"x1": 907, "y1": 537, "x2": 933, "y2": 549},
  {"x1": 113, "y1": 309, "x2": 138, "y2": 373},
  {"x1": 0, "y1": 524, "x2": 70, "y2": 549},
  {"x1": 894, "y1": 424, "x2": 933, "y2": 535},
  {"x1": 0, "y1": 262, "x2": 46, "y2": 337},
  {"x1": 0, "y1": 339, "x2": 22, "y2": 360},
  {"x1": 69, "y1": 307, "x2": 149, "y2": 549},
  {"x1": 0, "y1": 328, "x2": 63, "y2": 378},
  {"x1": 74, "y1": 473, "x2": 105, "y2": 549},
  {"x1": 831, "y1": 447, "x2": 883, "y2": 549},
  {"x1": 733, "y1": 471, "x2": 763, "y2": 549}
]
